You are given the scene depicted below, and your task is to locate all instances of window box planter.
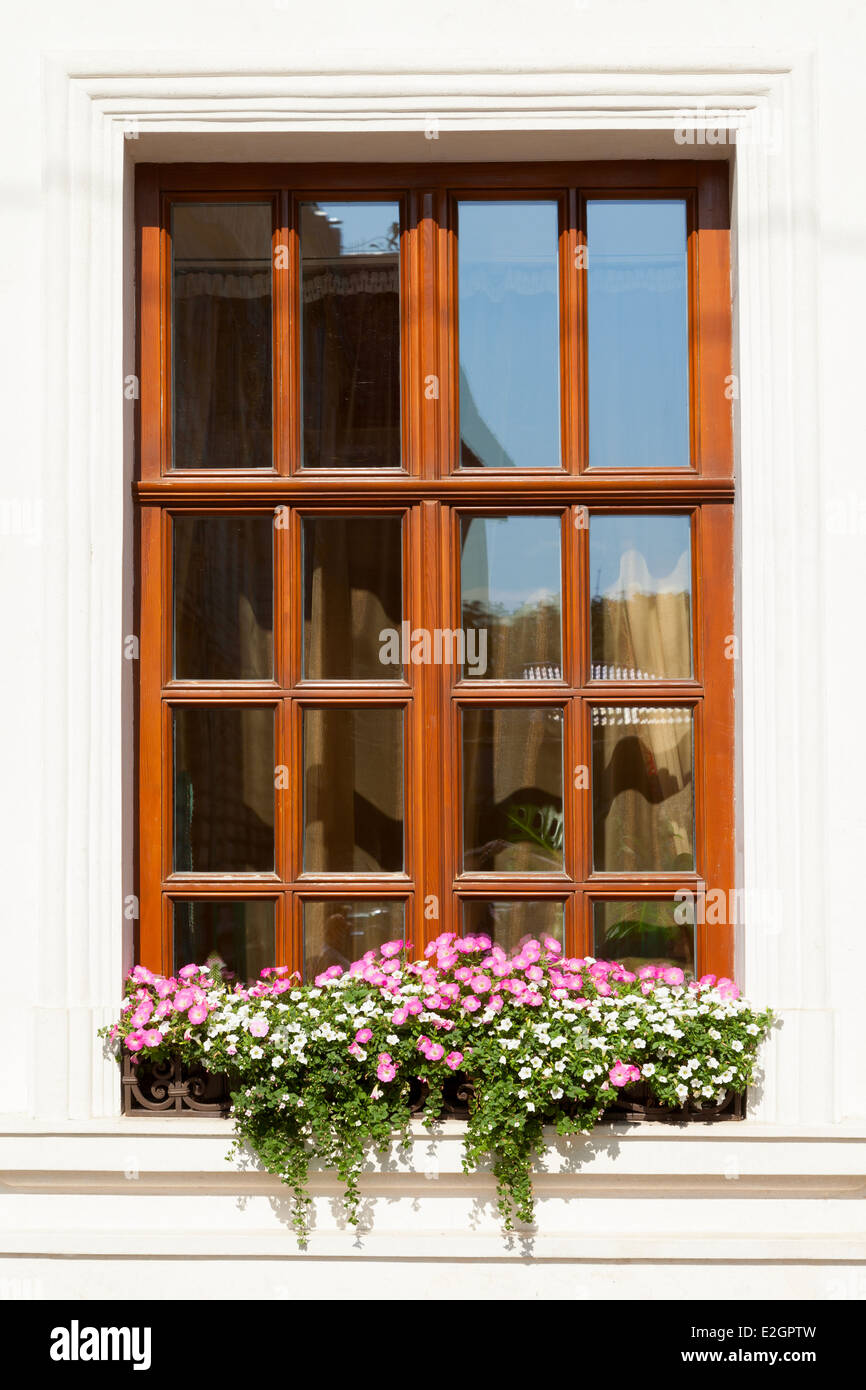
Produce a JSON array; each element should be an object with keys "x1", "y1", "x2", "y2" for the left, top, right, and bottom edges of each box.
[
  {"x1": 121, "y1": 1054, "x2": 745, "y2": 1123},
  {"x1": 106, "y1": 937, "x2": 770, "y2": 1240}
]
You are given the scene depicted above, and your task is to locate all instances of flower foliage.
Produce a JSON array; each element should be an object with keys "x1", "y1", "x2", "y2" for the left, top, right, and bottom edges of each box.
[{"x1": 102, "y1": 936, "x2": 774, "y2": 1243}]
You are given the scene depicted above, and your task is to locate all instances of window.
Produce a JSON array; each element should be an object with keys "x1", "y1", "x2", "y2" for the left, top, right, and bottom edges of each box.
[{"x1": 136, "y1": 162, "x2": 733, "y2": 985}]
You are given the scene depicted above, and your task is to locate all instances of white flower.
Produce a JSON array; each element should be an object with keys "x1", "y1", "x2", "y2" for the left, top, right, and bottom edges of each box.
[
  {"x1": 554, "y1": 1060, "x2": 566, "y2": 1073},
  {"x1": 526, "y1": 1102, "x2": 535, "y2": 1112},
  {"x1": 517, "y1": 1088, "x2": 529, "y2": 1099},
  {"x1": 641, "y1": 1063, "x2": 655, "y2": 1076},
  {"x1": 518, "y1": 1067, "x2": 532, "y2": 1080},
  {"x1": 530, "y1": 1056, "x2": 543, "y2": 1069},
  {"x1": 202, "y1": 1038, "x2": 212, "y2": 1051},
  {"x1": 633, "y1": 1037, "x2": 646, "y2": 1049},
  {"x1": 707, "y1": 1057, "x2": 719, "y2": 1069},
  {"x1": 272, "y1": 1055, "x2": 285, "y2": 1068},
  {"x1": 675, "y1": 1084, "x2": 688, "y2": 1100},
  {"x1": 731, "y1": 1039, "x2": 744, "y2": 1052},
  {"x1": 746, "y1": 1023, "x2": 759, "y2": 1036},
  {"x1": 551, "y1": 1086, "x2": 563, "y2": 1100},
  {"x1": 250, "y1": 1045, "x2": 263, "y2": 1060},
  {"x1": 386, "y1": 1034, "x2": 398, "y2": 1046},
  {"x1": 582, "y1": 1068, "x2": 595, "y2": 1081}
]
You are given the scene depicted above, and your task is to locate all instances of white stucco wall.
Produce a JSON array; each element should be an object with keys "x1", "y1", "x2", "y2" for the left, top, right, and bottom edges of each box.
[{"x1": 0, "y1": 0, "x2": 864, "y2": 1297}]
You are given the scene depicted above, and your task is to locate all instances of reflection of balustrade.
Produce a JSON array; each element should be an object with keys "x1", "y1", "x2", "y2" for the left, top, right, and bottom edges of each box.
[
  {"x1": 122, "y1": 1054, "x2": 744, "y2": 1123},
  {"x1": 522, "y1": 664, "x2": 562, "y2": 680}
]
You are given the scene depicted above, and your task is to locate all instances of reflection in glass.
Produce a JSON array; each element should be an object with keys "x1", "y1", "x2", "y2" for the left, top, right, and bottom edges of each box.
[
  {"x1": 172, "y1": 203, "x2": 272, "y2": 470},
  {"x1": 173, "y1": 707, "x2": 274, "y2": 872},
  {"x1": 303, "y1": 707, "x2": 404, "y2": 872},
  {"x1": 303, "y1": 899, "x2": 406, "y2": 979},
  {"x1": 589, "y1": 514, "x2": 692, "y2": 679},
  {"x1": 461, "y1": 515, "x2": 562, "y2": 680},
  {"x1": 462, "y1": 899, "x2": 565, "y2": 954},
  {"x1": 592, "y1": 706, "x2": 694, "y2": 872},
  {"x1": 593, "y1": 899, "x2": 694, "y2": 976},
  {"x1": 458, "y1": 201, "x2": 560, "y2": 469},
  {"x1": 301, "y1": 202, "x2": 401, "y2": 469},
  {"x1": 587, "y1": 200, "x2": 690, "y2": 469},
  {"x1": 173, "y1": 899, "x2": 275, "y2": 983},
  {"x1": 303, "y1": 516, "x2": 402, "y2": 680},
  {"x1": 173, "y1": 516, "x2": 273, "y2": 680},
  {"x1": 463, "y1": 707, "x2": 564, "y2": 872}
]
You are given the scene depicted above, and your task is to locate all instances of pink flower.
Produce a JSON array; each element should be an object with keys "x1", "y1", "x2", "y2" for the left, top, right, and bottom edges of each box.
[
  {"x1": 380, "y1": 940, "x2": 403, "y2": 959},
  {"x1": 609, "y1": 1060, "x2": 641, "y2": 1088},
  {"x1": 417, "y1": 1035, "x2": 431, "y2": 1053},
  {"x1": 376, "y1": 1053, "x2": 397, "y2": 1082},
  {"x1": 178, "y1": 964, "x2": 199, "y2": 979},
  {"x1": 487, "y1": 995, "x2": 504, "y2": 1014},
  {"x1": 142, "y1": 1028, "x2": 163, "y2": 1048},
  {"x1": 716, "y1": 977, "x2": 740, "y2": 1000},
  {"x1": 131, "y1": 1001, "x2": 154, "y2": 1027},
  {"x1": 124, "y1": 1031, "x2": 145, "y2": 1052},
  {"x1": 662, "y1": 967, "x2": 685, "y2": 986},
  {"x1": 470, "y1": 976, "x2": 491, "y2": 994},
  {"x1": 461, "y1": 995, "x2": 481, "y2": 1013},
  {"x1": 406, "y1": 997, "x2": 423, "y2": 1016},
  {"x1": 172, "y1": 989, "x2": 193, "y2": 1012},
  {"x1": 131, "y1": 965, "x2": 154, "y2": 984},
  {"x1": 187, "y1": 1004, "x2": 207, "y2": 1025},
  {"x1": 355, "y1": 1027, "x2": 373, "y2": 1043},
  {"x1": 424, "y1": 994, "x2": 444, "y2": 1009},
  {"x1": 524, "y1": 992, "x2": 544, "y2": 1007},
  {"x1": 445, "y1": 1051, "x2": 464, "y2": 1071},
  {"x1": 391, "y1": 1007, "x2": 409, "y2": 1026},
  {"x1": 249, "y1": 1016, "x2": 269, "y2": 1037},
  {"x1": 348, "y1": 1042, "x2": 366, "y2": 1059},
  {"x1": 426, "y1": 1042, "x2": 445, "y2": 1062},
  {"x1": 226, "y1": 1045, "x2": 237, "y2": 1056},
  {"x1": 544, "y1": 937, "x2": 562, "y2": 956}
]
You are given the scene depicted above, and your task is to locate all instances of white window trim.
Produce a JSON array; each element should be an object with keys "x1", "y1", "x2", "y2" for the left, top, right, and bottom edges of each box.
[{"x1": 34, "y1": 51, "x2": 828, "y2": 1124}]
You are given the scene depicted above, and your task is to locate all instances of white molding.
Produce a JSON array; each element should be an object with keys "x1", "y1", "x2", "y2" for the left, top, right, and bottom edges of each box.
[{"x1": 34, "y1": 53, "x2": 829, "y2": 1126}]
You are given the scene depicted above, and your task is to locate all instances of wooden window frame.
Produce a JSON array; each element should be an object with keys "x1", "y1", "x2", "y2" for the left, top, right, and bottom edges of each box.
[{"x1": 135, "y1": 160, "x2": 734, "y2": 980}]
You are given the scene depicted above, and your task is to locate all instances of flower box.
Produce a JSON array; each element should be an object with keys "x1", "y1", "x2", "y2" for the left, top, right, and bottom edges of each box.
[{"x1": 121, "y1": 1054, "x2": 745, "y2": 1123}]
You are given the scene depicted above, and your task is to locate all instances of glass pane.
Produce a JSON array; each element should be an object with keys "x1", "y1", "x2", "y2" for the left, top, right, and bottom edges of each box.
[
  {"x1": 173, "y1": 899, "x2": 275, "y2": 983},
  {"x1": 303, "y1": 899, "x2": 406, "y2": 978},
  {"x1": 587, "y1": 200, "x2": 690, "y2": 469},
  {"x1": 592, "y1": 706, "x2": 694, "y2": 872},
  {"x1": 303, "y1": 707, "x2": 404, "y2": 872},
  {"x1": 589, "y1": 514, "x2": 692, "y2": 679},
  {"x1": 171, "y1": 203, "x2": 272, "y2": 470},
  {"x1": 303, "y1": 516, "x2": 402, "y2": 679},
  {"x1": 301, "y1": 201, "x2": 401, "y2": 469},
  {"x1": 458, "y1": 201, "x2": 560, "y2": 469},
  {"x1": 593, "y1": 899, "x2": 695, "y2": 976},
  {"x1": 463, "y1": 706, "x2": 564, "y2": 872},
  {"x1": 173, "y1": 707, "x2": 274, "y2": 872},
  {"x1": 461, "y1": 515, "x2": 562, "y2": 680},
  {"x1": 173, "y1": 516, "x2": 273, "y2": 680},
  {"x1": 462, "y1": 899, "x2": 565, "y2": 954}
]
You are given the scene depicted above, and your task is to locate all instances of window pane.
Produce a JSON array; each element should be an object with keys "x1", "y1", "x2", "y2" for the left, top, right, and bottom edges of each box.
[
  {"x1": 303, "y1": 899, "x2": 406, "y2": 979},
  {"x1": 173, "y1": 516, "x2": 273, "y2": 680},
  {"x1": 592, "y1": 706, "x2": 694, "y2": 872},
  {"x1": 301, "y1": 201, "x2": 401, "y2": 469},
  {"x1": 589, "y1": 514, "x2": 692, "y2": 679},
  {"x1": 587, "y1": 200, "x2": 690, "y2": 469},
  {"x1": 463, "y1": 706, "x2": 564, "y2": 872},
  {"x1": 458, "y1": 201, "x2": 560, "y2": 469},
  {"x1": 303, "y1": 516, "x2": 402, "y2": 679},
  {"x1": 303, "y1": 707, "x2": 404, "y2": 872},
  {"x1": 593, "y1": 899, "x2": 695, "y2": 976},
  {"x1": 173, "y1": 899, "x2": 275, "y2": 983},
  {"x1": 173, "y1": 706, "x2": 275, "y2": 872},
  {"x1": 462, "y1": 899, "x2": 565, "y2": 953},
  {"x1": 461, "y1": 515, "x2": 562, "y2": 680},
  {"x1": 171, "y1": 203, "x2": 272, "y2": 470}
]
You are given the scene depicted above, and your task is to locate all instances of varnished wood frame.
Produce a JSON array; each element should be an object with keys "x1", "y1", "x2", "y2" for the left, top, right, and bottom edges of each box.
[{"x1": 136, "y1": 160, "x2": 734, "y2": 979}]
